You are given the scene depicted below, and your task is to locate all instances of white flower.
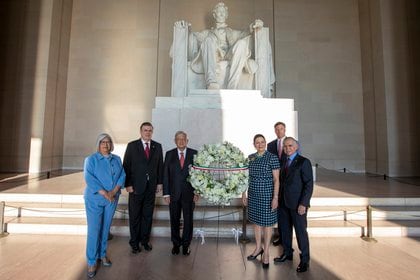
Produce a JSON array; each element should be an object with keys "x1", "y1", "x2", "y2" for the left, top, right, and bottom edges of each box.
[{"x1": 189, "y1": 142, "x2": 249, "y2": 205}]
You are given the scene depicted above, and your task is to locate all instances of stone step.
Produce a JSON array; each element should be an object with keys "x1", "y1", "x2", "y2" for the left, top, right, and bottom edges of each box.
[{"x1": 4, "y1": 216, "x2": 420, "y2": 237}]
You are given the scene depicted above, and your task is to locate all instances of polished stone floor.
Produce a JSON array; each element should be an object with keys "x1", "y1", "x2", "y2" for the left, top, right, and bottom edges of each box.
[
  {"x1": 0, "y1": 234, "x2": 419, "y2": 280},
  {"x1": 1, "y1": 169, "x2": 420, "y2": 279}
]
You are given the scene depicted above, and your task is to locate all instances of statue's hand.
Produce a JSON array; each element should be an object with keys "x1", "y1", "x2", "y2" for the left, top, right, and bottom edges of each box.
[
  {"x1": 250, "y1": 19, "x2": 264, "y2": 32},
  {"x1": 174, "y1": 20, "x2": 190, "y2": 29},
  {"x1": 252, "y1": 19, "x2": 264, "y2": 29}
]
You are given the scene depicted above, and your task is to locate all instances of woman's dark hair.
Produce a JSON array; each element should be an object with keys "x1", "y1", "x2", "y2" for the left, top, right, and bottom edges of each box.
[{"x1": 253, "y1": 134, "x2": 265, "y2": 143}]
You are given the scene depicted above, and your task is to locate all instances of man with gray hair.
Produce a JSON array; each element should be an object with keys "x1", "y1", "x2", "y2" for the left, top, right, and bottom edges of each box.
[
  {"x1": 274, "y1": 137, "x2": 313, "y2": 273},
  {"x1": 163, "y1": 131, "x2": 198, "y2": 256}
]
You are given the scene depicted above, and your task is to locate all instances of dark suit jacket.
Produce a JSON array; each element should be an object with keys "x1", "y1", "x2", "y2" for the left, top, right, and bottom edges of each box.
[
  {"x1": 163, "y1": 148, "x2": 197, "y2": 202},
  {"x1": 123, "y1": 139, "x2": 163, "y2": 195},
  {"x1": 280, "y1": 154, "x2": 313, "y2": 209},
  {"x1": 267, "y1": 138, "x2": 287, "y2": 168}
]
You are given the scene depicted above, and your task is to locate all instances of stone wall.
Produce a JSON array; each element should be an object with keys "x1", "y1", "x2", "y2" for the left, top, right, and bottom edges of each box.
[{"x1": 1, "y1": 0, "x2": 419, "y2": 176}]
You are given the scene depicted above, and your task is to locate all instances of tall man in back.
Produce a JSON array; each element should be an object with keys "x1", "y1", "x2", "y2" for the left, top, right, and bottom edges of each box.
[
  {"x1": 123, "y1": 122, "x2": 163, "y2": 253},
  {"x1": 163, "y1": 131, "x2": 198, "y2": 256},
  {"x1": 274, "y1": 137, "x2": 313, "y2": 273},
  {"x1": 267, "y1": 121, "x2": 287, "y2": 246}
]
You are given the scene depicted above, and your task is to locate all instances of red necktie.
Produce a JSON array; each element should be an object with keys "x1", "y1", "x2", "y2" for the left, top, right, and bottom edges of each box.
[
  {"x1": 145, "y1": 142, "x2": 150, "y2": 159},
  {"x1": 180, "y1": 151, "x2": 185, "y2": 168}
]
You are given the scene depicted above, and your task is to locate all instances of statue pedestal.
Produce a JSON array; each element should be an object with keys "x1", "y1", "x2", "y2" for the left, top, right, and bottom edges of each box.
[{"x1": 152, "y1": 90, "x2": 298, "y2": 155}]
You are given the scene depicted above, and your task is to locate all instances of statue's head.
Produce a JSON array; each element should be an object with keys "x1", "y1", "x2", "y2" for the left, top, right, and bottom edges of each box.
[{"x1": 212, "y1": 2, "x2": 228, "y2": 23}]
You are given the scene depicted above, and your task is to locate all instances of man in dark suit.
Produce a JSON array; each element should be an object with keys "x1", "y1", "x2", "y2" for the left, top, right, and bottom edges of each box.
[
  {"x1": 163, "y1": 131, "x2": 198, "y2": 256},
  {"x1": 267, "y1": 121, "x2": 287, "y2": 246},
  {"x1": 123, "y1": 122, "x2": 164, "y2": 254},
  {"x1": 274, "y1": 137, "x2": 313, "y2": 273}
]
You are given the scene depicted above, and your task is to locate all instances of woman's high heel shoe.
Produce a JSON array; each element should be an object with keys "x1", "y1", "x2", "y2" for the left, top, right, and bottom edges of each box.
[
  {"x1": 262, "y1": 263, "x2": 270, "y2": 269},
  {"x1": 262, "y1": 262, "x2": 269, "y2": 269},
  {"x1": 262, "y1": 254, "x2": 270, "y2": 269},
  {"x1": 247, "y1": 248, "x2": 264, "y2": 260}
]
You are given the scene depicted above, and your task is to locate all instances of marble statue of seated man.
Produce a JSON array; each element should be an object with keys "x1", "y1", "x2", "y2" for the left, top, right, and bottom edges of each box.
[{"x1": 174, "y1": 2, "x2": 264, "y2": 90}]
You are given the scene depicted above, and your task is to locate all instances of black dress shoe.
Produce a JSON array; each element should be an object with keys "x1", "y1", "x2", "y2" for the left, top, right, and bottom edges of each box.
[
  {"x1": 273, "y1": 253, "x2": 293, "y2": 263},
  {"x1": 131, "y1": 247, "x2": 141, "y2": 254},
  {"x1": 87, "y1": 265, "x2": 96, "y2": 278},
  {"x1": 172, "y1": 245, "x2": 180, "y2": 255},
  {"x1": 262, "y1": 261, "x2": 269, "y2": 269},
  {"x1": 142, "y1": 243, "x2": 153, "y2": 251},
  {"x1": 272, "y1": 238, "x2": 282, "y2": 246},
  {"x1": 182, "y1": 246, "x2": 191, "y2": 255},
  {"x1": 296, "y1": 262, "x2": 309, "y2": 273},
  {"x1": 247, "y1": 248, "x2": 264, "y2": 261}
]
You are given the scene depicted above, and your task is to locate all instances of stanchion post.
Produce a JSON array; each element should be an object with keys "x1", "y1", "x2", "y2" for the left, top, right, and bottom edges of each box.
[
  {"x1": 239, "y1": 206, "x2": 250, "y2": 243},
  {"x1": 367, "y1": 205, "x2": 372, "y2": 237},
  {"x1": 361, "y1": 205, "x2": 377, "y2": 243},
  {"x1": 0, "y1": 201, "x2": 5, "y2": 235}
]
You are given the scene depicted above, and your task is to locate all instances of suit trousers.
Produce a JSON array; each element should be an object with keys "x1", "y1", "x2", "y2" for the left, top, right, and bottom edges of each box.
[
  {"x1": 278, "y1": 205, "x2": 310, "y2": 263},
  {"x1": 276, "y1": 208, "x2": 283, "y2": 243},
  {"x1": 85, "y1": 194, "x2": 119, "y2": 266},
  {"x1": 128, "y1": 183, "x2": 156, "y2": 248},
  {"x1": 169, "y1": 198, "x2": 195, "y2": 247}
]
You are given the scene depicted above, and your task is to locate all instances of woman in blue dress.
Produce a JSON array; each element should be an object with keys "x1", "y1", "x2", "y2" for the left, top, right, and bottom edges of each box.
[
  {"x1": 242, "y1": 134, "x2": 280, "y2": 269},
  {"x1": 84, "y1": 133, "x2": 126, "y2": 278}
]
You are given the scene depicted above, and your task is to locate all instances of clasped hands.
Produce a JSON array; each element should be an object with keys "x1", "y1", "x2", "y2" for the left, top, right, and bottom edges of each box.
[{"x1": 98, "y1": 186, "x2": 121, "y2": 202}]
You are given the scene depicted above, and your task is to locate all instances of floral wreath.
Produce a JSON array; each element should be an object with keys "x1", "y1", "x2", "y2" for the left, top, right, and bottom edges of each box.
[{"x1": 189, "y1": 142, "x2": 249, "y2": 205}]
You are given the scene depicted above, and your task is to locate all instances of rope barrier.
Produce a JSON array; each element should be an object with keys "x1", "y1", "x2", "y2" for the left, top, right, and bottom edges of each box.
[
  {"x1": 307, "y1": 209, "x2": 365, "y2": 220},
  {"x1": 3, "y1": 202, "x2": 420, "y2": 219}
]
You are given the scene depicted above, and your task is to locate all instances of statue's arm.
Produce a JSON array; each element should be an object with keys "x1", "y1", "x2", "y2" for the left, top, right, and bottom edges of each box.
[{"x1": 189, "y1": 30, "x2": 210, "y2": 60}]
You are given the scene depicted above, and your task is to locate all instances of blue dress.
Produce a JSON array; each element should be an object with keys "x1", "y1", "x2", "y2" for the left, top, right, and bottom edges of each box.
[{"x1": 247, "y1": 151, "x2": 280, "y2": 226}]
